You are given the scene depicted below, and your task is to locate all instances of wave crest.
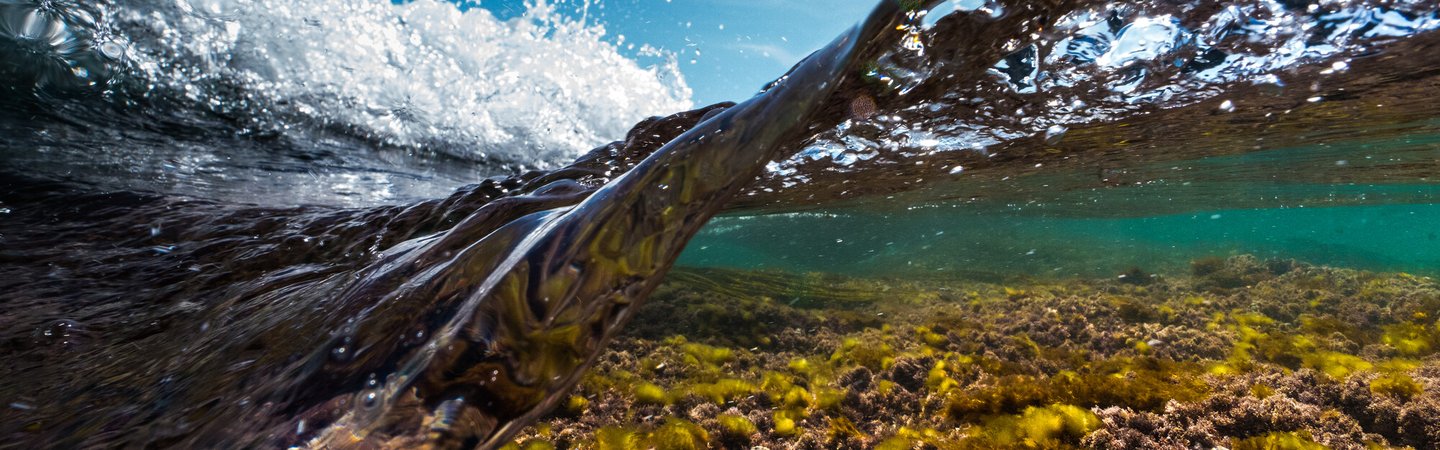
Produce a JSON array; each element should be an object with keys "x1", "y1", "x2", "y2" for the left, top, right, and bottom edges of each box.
[{"x1": 3, "y1": 0, "x2": 693, "y2": 168}]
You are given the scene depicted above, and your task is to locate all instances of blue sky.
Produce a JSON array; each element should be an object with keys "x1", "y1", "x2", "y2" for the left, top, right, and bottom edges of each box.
[{"x1": 452, "y1": 0, "x2": 880, "y2": 105}]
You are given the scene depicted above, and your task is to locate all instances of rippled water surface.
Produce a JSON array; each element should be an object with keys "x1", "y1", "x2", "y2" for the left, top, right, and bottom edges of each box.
[{"x1": 2, "y1": 0, "x2": 1439, "y2": 448}]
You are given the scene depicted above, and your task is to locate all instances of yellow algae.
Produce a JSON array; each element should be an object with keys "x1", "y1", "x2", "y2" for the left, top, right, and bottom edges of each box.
[
  {"x1": 646, "y1": 418, "x2": 709, "y2": 450},
  {"x1": 787, "y1": 357, "x2": 813, "y2": 374},
  {"x1": 825, "y1": 416, "x2": 866, "y2": 442},
  {"x1": 1369, "y1": 373, "x2": 1424, "y2": 400},
  {"x1": 781, "y1": 386, "x2": 811, "y2": 408},
  {"x1": 1232, "y1": 431, "x2": 1328, "y2": 450},
  {"x1": 716, "y1": 414, "x2": 757, "y2": 438},
  {"x1": 563, "y1": 395, "x2": 589, "y2": 415},
  {"x1": 1250, "y1": 384, "x2": 1276, "y2": 399},
  {"x1": 831, "y1": 335, "x2": 896, "y2": 370},
  {"x1": 1377, "y1": 359, "x2": 1422, "y2": 372},
  {"x1": 681, "y1": 342, "x2": 734, "y2": 366},
  {"x1": 684, "y1": 378, "x2": 755, "y2": 404},
  {"x1": 1133, "y1": 339, "x2": 1151, "y2": 354},
  {"x1": 981, "y1": 404, "x2": 1101, "y2": 447},
  {"x1": 874, "y1": 435, "x2": 916, "y2": 450},
  {"x1": 946, "y1": 359, "x2": 1207, "y2": 420},
  {"x1": 760, "y1": 371, "x2": 796, "y2": 400},
  {"x1": 772, "y1": 410, "x2": 799, "y2": 437},
  {"x1": 916, "y1": 326, "x2": 950, "y2": 348},
  {"x1": 1011, "y1": 334, "x2": 1042, "y2": 358},
  {"x1": 520, "y1": 441, "x2": 555, "y2": 450},
  {"x1": 1381, "y1": 322, "x2": 1435, "y2": 356},
  {"x1": 813, "y1": 386, "x2": 847, "y2": 411},
  {"x1": 594, "y1": 427, "x2": 640, "y2": 450},
  {"x1": 634, "y1": 382, "x2": 669, "y2": 405},
  {"x1": 1302, "y1": 351, "x2": 1372, "y2": 379}
]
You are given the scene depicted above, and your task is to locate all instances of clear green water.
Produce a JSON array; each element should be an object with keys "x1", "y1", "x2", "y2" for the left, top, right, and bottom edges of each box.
[{"x1": 679, "y1": 131, "x2": 1440, "y2": 279}]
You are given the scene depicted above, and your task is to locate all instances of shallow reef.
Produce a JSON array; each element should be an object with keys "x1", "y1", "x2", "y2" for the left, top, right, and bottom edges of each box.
[{"x1": 501, "y1": 256, "x2": 1440, "y2": 450}]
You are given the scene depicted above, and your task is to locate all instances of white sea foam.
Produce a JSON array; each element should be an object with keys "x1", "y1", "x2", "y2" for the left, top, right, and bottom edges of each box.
[{"x1": 114, "y1": 0, "x2": 692, "y2": 167}]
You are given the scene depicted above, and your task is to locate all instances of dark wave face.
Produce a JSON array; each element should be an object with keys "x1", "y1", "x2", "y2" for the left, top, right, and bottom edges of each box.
[{"x1": 1, "y1": 0, "x2": 1439, "y2": 448}]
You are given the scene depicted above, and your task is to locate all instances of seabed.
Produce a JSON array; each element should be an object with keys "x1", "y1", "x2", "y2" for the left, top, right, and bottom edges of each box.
[{"x1": 502, "y1": 256, "x2": 1440, "y2": 450}]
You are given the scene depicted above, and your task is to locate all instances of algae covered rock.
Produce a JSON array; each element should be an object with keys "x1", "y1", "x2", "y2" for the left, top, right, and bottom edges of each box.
[{"x1": 503, "y1": 256, "x2": 1440, "y2": 450}]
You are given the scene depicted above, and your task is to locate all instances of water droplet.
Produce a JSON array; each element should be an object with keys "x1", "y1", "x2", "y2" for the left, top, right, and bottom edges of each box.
[
  {"x1": 99, "y1": 41, "x2": 125, "y2": 59},
  {"x1": 330, "y1": 345, "x2": 349, "y2": 361}
]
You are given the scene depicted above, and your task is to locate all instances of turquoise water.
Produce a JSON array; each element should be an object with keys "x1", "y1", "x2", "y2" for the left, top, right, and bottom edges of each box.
[
  {"x1": 679, "y1": 202, "x2": 1440, "y2": 279},
  {"x1": 680, "y1": 130, "x2": 1440, "y2": 279}
]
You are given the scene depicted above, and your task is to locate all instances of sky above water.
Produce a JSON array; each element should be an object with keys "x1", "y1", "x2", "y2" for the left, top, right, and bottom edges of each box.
[{"x1": 460, "y1": 0, "x2": 880, "y2": 105}]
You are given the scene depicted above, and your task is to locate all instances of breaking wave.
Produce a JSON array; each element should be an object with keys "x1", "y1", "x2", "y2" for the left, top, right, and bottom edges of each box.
[{"x1": 0, "y1": 0, "x2": 691, "y2": 168}]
